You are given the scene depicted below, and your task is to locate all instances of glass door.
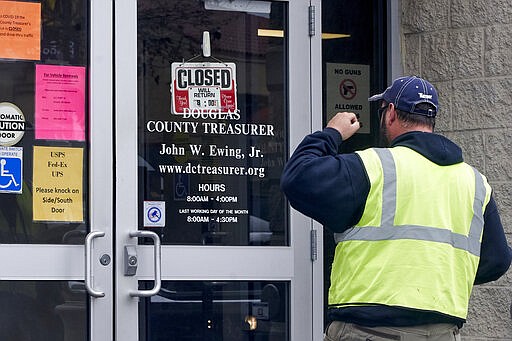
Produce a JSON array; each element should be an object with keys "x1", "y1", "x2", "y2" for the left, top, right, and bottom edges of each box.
[
  {"x1": 115, "y1": 0, "x2": 321, "y2": 340},
  {"x1": 0, "y1": 0, "x2": 113, "y2": 340}
]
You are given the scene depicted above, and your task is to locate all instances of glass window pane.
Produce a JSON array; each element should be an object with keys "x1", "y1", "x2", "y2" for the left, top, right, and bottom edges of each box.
[
  {"x1": 139, "y1": 280, "x2": 289, "y2": 341},
  {"x1": 0, "y1": 280, "x2": 87, "y2": 341},
  {"x1": 137, "y1": 0, "x2": 289, "y2": 246},
  {"x1": 322, "y1": 0, "x2": 385, "y2": 150},
  {"x1": 0, "y1": 0, "x2": 89, "y2": 244}
]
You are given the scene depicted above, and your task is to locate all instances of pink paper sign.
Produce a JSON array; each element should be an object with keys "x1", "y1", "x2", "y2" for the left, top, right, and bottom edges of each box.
[{"x1": 35, "y1": 64, "x2": 86, "y2": 141}]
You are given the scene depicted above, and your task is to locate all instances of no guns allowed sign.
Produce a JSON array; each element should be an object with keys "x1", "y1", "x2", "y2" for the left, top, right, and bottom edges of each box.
[
  {"x1": 326, "y1": 63, "x2": 370, "y2": 134},
  {"x1": 171, "y1": 62, "x2": 238, "y2": 115}
]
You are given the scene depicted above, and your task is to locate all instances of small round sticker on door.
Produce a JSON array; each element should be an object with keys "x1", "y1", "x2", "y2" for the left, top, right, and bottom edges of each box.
[
  {"x1": 144, "y1": 201, "x2": 166, "y2": 227},
  {"x1": 0, "y1": 102, "x2": 25, "y2": 146}
]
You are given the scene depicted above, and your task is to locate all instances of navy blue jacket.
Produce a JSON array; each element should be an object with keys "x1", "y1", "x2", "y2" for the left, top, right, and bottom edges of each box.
[{"x1": 281, "y1": 128, "x2": 512, "y2": 327}]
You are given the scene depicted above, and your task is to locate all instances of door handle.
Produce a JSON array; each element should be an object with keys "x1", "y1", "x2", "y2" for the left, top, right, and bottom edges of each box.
[
  {"x1": 85, "y1": 231, "x2": 106, "y2": 298},
  {"x1": 129, "y1": 230, "x2": 162, "y2": 297}
]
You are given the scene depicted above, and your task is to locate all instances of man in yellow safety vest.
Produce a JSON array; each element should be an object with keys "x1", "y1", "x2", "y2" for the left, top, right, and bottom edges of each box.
[{"x1": 281, "y1": 76, "x2": 511, "y2": 340}]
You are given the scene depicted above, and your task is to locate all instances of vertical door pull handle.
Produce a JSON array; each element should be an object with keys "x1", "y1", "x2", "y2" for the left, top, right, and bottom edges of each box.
[
  {"x1": 129, "y1": 230, "x2": 162, "y2": 297},
  {"x1": 85, "y1": 231, "x2": 106, "y2": 298}
]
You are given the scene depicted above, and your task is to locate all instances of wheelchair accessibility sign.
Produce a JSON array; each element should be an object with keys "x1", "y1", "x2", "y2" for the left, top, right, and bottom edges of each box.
[{"x1": 0, "y1": 146, "x2": 22, "y2": 194}]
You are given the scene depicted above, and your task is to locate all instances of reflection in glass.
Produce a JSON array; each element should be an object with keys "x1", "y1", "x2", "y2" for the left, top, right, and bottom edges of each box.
[
  {"x1": 0, "y1": 280, "x2": 87, "y2": 341},
  {"x1": 139, "y1": 281, "x2": 289, "y2": 341},
  {"x1": 137, "y1": 1, "x2": 289, "y2": 246}
]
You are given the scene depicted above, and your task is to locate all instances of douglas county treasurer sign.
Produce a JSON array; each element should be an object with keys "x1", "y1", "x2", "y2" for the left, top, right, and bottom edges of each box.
[{"x1": 171, "y1": 62, "x2": 237, "y2": 115}]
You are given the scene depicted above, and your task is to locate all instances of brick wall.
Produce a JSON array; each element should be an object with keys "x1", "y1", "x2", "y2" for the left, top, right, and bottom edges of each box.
[{"x1": 401, "y1": 0, "x2": 512, "y2": 339}]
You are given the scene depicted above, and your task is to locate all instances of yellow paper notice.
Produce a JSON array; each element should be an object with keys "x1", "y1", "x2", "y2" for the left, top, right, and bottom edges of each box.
[{"x1": 33, "y1": 146, "x2": 84, "y2": 222}]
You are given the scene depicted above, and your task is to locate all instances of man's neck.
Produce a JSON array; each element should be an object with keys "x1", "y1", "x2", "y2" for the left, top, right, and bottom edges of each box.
[{"x1": 389, "y1": 125, "x2": 432, "y2": 141}]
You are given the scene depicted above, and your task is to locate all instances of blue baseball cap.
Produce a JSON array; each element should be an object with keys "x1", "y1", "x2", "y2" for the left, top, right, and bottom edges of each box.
[{"x1": 368, "y1": 76, "x2": 438, "y2": 117}]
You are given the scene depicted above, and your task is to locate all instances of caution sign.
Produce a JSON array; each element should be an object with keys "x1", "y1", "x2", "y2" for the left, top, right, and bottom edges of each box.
[
  {"x1": 326, "y1": 63, "x2": 370, "y2": 133},
  {"x1": 171, "y1": 62, "x2": 237, "y2": 115},
  {"x1": 0, "y1": 146, "x2": 22, "y2": 194},
  {"x1": 0, "y1": 102, "x2": 25, "y2": 146}
]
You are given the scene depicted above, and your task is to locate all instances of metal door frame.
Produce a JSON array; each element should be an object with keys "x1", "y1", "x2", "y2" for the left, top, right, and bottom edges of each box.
[
  {"x1": 89, "y1": 0, "x2": 114, "y2": 338},
  {"x1": 114, "y1": 0, "x2": 323, "y2": 340}
]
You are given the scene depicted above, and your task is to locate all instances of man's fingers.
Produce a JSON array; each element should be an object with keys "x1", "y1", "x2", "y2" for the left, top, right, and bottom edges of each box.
[
  {"x1": 350, "y1": 119, "x2": 361, "y2": 132},
  {"x1": 326, "y1": 112, "x2": 362, "y2": 141}
]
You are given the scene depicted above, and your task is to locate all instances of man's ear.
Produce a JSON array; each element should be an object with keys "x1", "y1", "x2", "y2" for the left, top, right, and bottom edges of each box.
[{"x1": 387, "y1": 103, "x2": 397, "y2": 125}]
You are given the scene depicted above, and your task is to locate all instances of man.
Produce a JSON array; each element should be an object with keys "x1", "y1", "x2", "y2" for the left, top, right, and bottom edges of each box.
[{"x1": 281, "y1": 76, "x2": 512, "y2": 340}]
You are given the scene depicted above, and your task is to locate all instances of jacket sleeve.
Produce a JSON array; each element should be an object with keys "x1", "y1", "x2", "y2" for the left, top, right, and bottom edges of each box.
[
  {"x1": 280, "y1": 128, "x2": 369, "y2": 232},
  {"x1": 474, "y1": 195, "x2": 512, "y2": 284}
]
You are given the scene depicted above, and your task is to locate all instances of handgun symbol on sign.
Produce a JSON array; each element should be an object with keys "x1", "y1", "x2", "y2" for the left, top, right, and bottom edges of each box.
[{"x1": 339, "y1": 79, "x2": 357, "y2": 100}]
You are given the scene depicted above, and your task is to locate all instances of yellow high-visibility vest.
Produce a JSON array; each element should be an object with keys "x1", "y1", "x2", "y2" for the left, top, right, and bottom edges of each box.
[{"x1": 329, "y1": 146, "x2": 491, "y2": 319}]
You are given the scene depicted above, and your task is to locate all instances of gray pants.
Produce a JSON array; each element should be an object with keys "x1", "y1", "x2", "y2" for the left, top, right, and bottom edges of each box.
[{"x1": 324, "y1": 321, "x2": 461, "y2": 341}]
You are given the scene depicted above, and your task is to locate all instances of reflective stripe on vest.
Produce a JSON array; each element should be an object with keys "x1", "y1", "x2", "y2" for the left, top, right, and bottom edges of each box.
[{"x1": 334, "y1": 148, "x2": 486, "y2": 257}]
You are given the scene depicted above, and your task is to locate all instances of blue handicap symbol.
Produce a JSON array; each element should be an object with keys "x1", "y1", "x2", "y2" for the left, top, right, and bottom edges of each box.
[{"x1": 0, "y1": 157, "x2": 22, "y2": 192}]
